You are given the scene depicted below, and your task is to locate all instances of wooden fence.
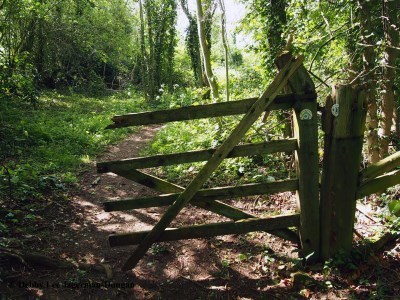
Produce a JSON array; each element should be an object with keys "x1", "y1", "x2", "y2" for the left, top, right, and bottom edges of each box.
[{"x1": 97, "y1": 52, "x2": 400, "y2": 271}]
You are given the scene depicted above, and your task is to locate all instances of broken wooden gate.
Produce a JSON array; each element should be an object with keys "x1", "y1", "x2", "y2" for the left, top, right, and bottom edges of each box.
[{"x1": 97, "y1": 54, "x2": 321, "y2": 271}]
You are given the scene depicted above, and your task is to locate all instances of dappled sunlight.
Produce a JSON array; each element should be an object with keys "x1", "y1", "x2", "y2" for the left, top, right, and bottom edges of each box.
[
  {"x1": 2, "y1": 0, "x2": 399, "y2": 298},
  {"x1": 71, "y1": 193, "x2": 158, "y2": 234}
]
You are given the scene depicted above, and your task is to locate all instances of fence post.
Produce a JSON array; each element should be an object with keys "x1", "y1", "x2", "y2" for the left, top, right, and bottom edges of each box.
[
  {"x1": 276, "y1": 53, "x2": 320, "y2": 260},
  {"x1": 320, "y1": 85, "x2": 367, "y2": 260}
]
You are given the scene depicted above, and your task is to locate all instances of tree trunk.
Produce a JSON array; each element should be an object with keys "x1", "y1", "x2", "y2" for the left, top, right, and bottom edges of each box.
[
  {"x1": 358, "y1": 0, "x2": 380, "y2": 163},
  {"x1": 380, "y1": 0, "x2": 399, "y2": 157},
  {"x1": 145, "y1": 1, "x2": 155, "y2": 102},
  {"x1": 180, "y1": 0, "x2": 205, "y2": 87},
  {"x1": 218, "y1": 0, "x2": 229, "y2": 101},
  {"x1": 196, "y1": 0, "x2": 219, "y2": 100},
  {"x1": 138, "y1": 0, "x2": 149, "y2": 101}
]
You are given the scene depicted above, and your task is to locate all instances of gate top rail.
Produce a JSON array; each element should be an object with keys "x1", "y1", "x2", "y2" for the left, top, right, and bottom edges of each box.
[{"x1": 106, "y1": 92, "x2": 317, "y2": 129}]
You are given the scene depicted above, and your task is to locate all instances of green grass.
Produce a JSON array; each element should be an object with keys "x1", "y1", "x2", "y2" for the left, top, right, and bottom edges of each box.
[{"x1": 0, "y1": 89, "x2": 146, "y2": 200}]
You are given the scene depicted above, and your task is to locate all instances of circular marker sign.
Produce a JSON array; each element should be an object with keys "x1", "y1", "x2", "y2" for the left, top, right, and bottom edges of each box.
[
  {"x1": 300, "y1": 109, "x2": 312, "y2": 120},
  {"x1": 331, "y1": 104, "x2": 339, "y2": 117}
]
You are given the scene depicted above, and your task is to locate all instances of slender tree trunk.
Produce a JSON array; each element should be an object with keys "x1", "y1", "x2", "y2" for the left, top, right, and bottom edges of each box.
[
  {"x1": 34, "y1": 0, "x2": 45, "y2": 79},
  {"x1": 218, "y1": 0, "x2": 229, "y2": 101},
  {"x1": 196, "y1": 0, "x2": 219, "y2": 100},
  {"x1": 138, "y1": 0, "x2": 149, "y2": 101},
  {"x1": 196, "y1": 47, "x2": 205, "y2": 87},
  {"x1": 145, "y1": 1, "x2": 155, "y2": 102},
  {"x1": 380, "y1": 0, "x2": 399, "y2": 157},
  {"x1": 359, "y1": 0, "x2": 380, "y2": 163}
]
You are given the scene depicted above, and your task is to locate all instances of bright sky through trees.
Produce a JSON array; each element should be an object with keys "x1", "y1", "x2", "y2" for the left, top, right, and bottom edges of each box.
[{"x1": 177, "y1": 0, "x2": 247, "y2": 45}]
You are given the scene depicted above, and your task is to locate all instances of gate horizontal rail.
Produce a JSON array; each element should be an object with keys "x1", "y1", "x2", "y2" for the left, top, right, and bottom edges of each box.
[
  {"x1": 106, "y1": 93, "x2": 316, "y2": 129},
  {"x1": 109, "y1": 214, "x2": 300, "y2": 247},
  {"x1": 97, "y1": 139, "x2": 297, "y2": 173},
  {"x1": 104, "y1": 179, "x2": 299, "y2": 211}
]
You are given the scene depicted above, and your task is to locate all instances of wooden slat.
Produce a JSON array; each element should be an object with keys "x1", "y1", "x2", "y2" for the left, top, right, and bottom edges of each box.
[
  {"x1": 357, "y1": 170, "x2": 400, "y2": 199},
  {"x1": 97, "y1": 139, "x2": 297, "y2": 173},
  {"x1": 109, "y1": 214, "x2": 300, "y2": 247},
  {"x1": 106, "y1": 93, "x2": 316, "y2": 129},
  {"x1": 121, "y1": 55, "x2": 304, "y2": 271},
  {"x1": 104, "y1": 179, "x2": 299, "y2": 211},
  {"x1": 359, "y1": 151, "x2": 400, "y2": 183},
  {"x1": 113, "y1": 169, "x2": 181, "y2": 193}
]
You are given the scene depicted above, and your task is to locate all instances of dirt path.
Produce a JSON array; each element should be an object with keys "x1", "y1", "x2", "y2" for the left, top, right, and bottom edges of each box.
[
  {"x1": 70, "y1": 125, "x2": 299, "y2": 299},
  {"x1": 3, "y1": 125, "x2": 396, "y2": 299}
]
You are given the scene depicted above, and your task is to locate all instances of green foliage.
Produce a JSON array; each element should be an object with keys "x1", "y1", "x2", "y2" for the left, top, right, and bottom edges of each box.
[
  {"x1": 242, "y1": 0, "x2": 287, "y2": 71},
  {"x1": 143, "y1": 88, "x2": 293, "y2": 187},
  {"x1": 0, "y1": 0, "x2": 139, "y2": 93},
  {"x1": 323, "y1": 249, "x2": 363, "y2": 278},
  {"x1": 184, "y1": 14, "x2": 202, "y2": 84},
  {"x1": 388, "y1": 200, "x2": 400, "y2": 217},
  {"x1": 0, "y1": 53, "x2": 39, "y2": 105},
  {"x1": 239, "y1": 0, "x2": 362, "y2": 96},
  {"x1": 152, "y1": 85, "x2": 211, "y2": 109},
  {"x1": 172, "y1": 44, "x2": 196, "y2": 87},
  {"x1": 140, "y1": 0, "x2": 178, "y2": 102},
  {"x1": 0, "y1": 90, "x2": 145, "y2": 201},
  {"x1": 230, "y1": 50, "x2": 244, "y2": 67}
]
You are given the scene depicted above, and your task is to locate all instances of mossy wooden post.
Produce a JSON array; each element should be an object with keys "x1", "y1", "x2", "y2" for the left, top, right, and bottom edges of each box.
[
  {"x1": 320, "y1": 85, "x2": 367, "y2": 260},
  {"x1": 275, "y1": 53, "x2": 320, "y2": 261}
]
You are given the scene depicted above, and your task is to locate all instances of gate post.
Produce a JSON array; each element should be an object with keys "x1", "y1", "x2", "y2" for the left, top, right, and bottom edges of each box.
[
  {"x1": 320, "y1": 85, "x2": 367, "y2": 260},
  {"x1": 276, "y1": 53, "x2": 320, "y2": 260}
]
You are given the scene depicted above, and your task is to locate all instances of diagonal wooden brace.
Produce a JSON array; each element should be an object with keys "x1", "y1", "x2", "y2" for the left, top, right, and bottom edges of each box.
[{"x1": 121, "y1": 56, "x2": 304, "y2": 271}]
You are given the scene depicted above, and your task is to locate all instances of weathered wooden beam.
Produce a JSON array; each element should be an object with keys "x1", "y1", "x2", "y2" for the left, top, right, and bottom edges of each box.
[
  {"x1": 359, "y1": 151, "x2": 400, "y2": 183},
  {"x1": 109, "y1": 214, "x2": 300, "y2": 247},
  {"x1": 320, "y1": 85, "x2": 367, "y2": 260},
  {"x1": 276, "y1": 53, "x2": 320, "y2": 261},
  {"x1": 104, "y1": 179, "x2": 299, "y2": 211},
  {"x1": 357, "y1": 170, "x2": 400, "y2": 199},
  {"x1": 112, "y1": 169, "x2": 299, "y2": 244},
  {"x1": 97, "y1": 139, "x2": 297, "y2": 173},
  {"x1": 121, "y1": 55, "x2": 305, "y2": 271},
  {"x1": 114, "y1": 169, "x2": 181, "y2": 194},
  {"x1": 106, "y1": 93, "x2": 316, "y2": 129}
]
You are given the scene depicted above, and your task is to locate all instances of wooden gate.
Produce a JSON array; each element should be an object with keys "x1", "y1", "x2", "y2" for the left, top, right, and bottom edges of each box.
[{"x1": 97, "y1": 53, "x2": 320, "y2": 271}]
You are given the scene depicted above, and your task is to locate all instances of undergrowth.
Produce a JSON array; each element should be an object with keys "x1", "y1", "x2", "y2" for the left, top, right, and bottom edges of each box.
[
  {"x1": 0, "y1": 89, "x2": 146, "y2": 235},
  {"x1": 143, "y1": 108, "x2": 295, "y2": 188}
]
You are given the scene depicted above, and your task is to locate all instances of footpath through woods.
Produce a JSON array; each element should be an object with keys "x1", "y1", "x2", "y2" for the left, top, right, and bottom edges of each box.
[{"x1": 1, "y1": 125, "x2": 399, "y2": 299}]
